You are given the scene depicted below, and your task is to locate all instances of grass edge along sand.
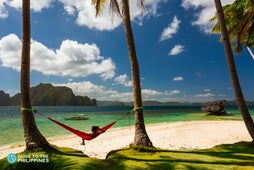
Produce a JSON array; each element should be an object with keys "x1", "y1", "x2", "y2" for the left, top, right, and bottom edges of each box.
[{"x1": 1, "y1": 142, "x2": 254, "y2": 170}]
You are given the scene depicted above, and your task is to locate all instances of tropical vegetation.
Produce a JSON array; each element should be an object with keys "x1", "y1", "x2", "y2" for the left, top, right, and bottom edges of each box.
[
  {"x1": 211, "y1": 0, "x2": 254, "y2": 58},
  {"x1": 5, "y1": 0, "x2": 253, "y2": 169}
]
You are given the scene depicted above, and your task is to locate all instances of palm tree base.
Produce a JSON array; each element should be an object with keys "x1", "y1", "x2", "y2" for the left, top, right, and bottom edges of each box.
[
  {"x1": 134, "y1": 132, "x2": 153, "y2": 147},
  {"x1": 26, "y1": 142, "x2": 52, "y2": 151},
  {"x1": 134, "y1": 140, "x2": 153, "y2": 147}
]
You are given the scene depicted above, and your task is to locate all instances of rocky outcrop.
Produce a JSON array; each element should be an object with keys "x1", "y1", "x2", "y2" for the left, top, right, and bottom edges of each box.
[{"x1": 201, "y1": 100, "x2": 230, "y2": 115}]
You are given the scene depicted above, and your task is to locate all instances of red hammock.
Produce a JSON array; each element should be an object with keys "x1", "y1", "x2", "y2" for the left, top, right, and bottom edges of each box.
[{"x1": 48, "y1": 117, "x2": 116, "y2": 140}]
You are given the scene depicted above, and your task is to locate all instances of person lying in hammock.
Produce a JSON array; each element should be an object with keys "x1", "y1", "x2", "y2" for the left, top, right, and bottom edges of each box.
[{"x1": 81, "y1": 126, "x2": 105, "y2": 145}]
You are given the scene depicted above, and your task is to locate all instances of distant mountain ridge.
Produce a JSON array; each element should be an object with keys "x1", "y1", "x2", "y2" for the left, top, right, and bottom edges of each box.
[
  {"x1": 97, "y1": 100, "x2": 254, "y2": 107},
  {"x1": 1, "y1": 84, "x2": 254, "y2": 106},
  {"x1": 0, "y1": 83, "x2": 96, "y2": 106}
]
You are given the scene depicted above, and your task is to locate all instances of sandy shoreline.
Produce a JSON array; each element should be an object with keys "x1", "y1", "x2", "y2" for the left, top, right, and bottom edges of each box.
[{"x1": 0, "y1": 120, "x2": 252, "y2": 159}]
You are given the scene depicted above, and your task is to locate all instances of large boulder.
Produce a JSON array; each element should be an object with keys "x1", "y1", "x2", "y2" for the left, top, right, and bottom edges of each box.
[{"x1": 201, "y1": 100, "x2": 230, "y2": 115}]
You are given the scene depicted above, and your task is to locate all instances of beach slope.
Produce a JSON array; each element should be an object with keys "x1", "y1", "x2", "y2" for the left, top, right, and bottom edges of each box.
[{"x1": 0, "y1": 120, "x2": 252, "y2": 159}]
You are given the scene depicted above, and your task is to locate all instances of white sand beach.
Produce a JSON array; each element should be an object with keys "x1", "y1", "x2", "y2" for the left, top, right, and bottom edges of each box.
[{"x1": 0, "y1": 120, "x2": 252, "y2": 159}]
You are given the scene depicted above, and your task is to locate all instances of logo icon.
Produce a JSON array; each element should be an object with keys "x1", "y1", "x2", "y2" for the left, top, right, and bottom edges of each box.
[{"x1": 7, "y1": 153, "x2": 17, "y2": 164}]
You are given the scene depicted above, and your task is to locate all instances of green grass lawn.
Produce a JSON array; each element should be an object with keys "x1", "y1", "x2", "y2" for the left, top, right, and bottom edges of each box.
[{"x1": 1, "y1": 142, "x2": 254, "y2": 170}]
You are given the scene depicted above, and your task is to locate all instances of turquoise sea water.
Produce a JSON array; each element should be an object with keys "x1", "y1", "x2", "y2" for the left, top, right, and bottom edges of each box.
[{"x1": 0, "y1": 106, "x2": 253, "y2": 146}]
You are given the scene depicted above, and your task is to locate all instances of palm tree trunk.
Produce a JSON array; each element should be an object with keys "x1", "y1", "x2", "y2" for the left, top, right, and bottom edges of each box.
[
  {"x1": 214, "y1": 0, "x2": 254, "y2": 141},
  {"x1": 21, "y1": 0, "x2": 51, "y2": 150},
  {"x1": 121, "y1": 0, "x2": 153, "y2": 147}
]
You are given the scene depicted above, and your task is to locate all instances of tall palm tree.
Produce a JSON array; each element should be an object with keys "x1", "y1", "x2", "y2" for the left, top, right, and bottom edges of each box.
[
  {"x1": 211, "y1": 0, "x2": 254, "y2": 58},
  {"x1": 21, "y1": 0, "x2": 51, "y2": 150},
  {"x1": 213, "y1": 0, "x2": 254, "y2": 141},
  {"x1": 92, "y1": 0, "x2": 153, "y2": 147}
]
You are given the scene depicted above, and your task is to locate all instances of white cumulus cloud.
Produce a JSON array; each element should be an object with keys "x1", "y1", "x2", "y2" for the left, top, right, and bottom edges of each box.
[
  {"x1": 195, "y1": 93, "x2": 215, "y2": 98},
  {"x1": 173, "y1": 76, "x2": 183, "y2": 81},
  {"x1": 1, "y1": 0, "x2": 164, "y2": 30},
  {"x1": 141, "y1": 89, "x2": 180, "y2": 101},
  {"x1": 114, "y1": 74, "x2": 132, "y2": 87},
  {"x1": 54, "y1": 81, "x2": 133, "y2": 102},
  {"x1": 54, "y1": 81, "x2": 182, "y2": 102},
  {"x1": 0, "y1": 34, "x2": 116, "y2": 80},
  {"x1": 0, "y1": 0, "x2": 53, "y2": 18},
  {"x1": 3, "y1": 0, "x2": 54, "y2": 13},
  {"x1": 181, "y1": 0, "x2": 234, "y2": 33},
  {"x1": 0, "y1": 34, "x2": 21, "y2": 68},
  {"x1": 165, "y1": 90, "x2": 180, "y2": 95},
  {"x1": 59, "y1": 0, "x2": 121, "y2": 31},
  {"x1": 59, "y1": 0, "x2": 165, "y2": 31},
  {"x1": 169, "y1": 44, "x2": 184, "y2": 56},
  {"x1": 0, "y1": 1, "x2": 8, "y2": 18},
  {"x1": 142, "y1": 89, "x2": 162, "y2": 96},
  {"x1": 159, "y1": 15, "x2": 181, "y2": 41}
]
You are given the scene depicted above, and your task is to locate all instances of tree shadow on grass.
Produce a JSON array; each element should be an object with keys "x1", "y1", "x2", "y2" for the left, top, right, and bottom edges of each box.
[
  {"x1": 0, "y1": 146, "x2": 89, "y2": 170},
  {"x1": 162, "y1": 142, "x2": 254, "y2": 165},
  {"x1": 85, "y1": 142, "x2": 254, "y2": 170},
  {"x1": 1, "y1": 142, "x2": 254, "y2": 169}
]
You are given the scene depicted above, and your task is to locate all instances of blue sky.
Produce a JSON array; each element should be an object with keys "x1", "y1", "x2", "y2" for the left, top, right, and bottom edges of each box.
[{"x1": 0, "y1": 0, "x2": 253, "y2": 102}]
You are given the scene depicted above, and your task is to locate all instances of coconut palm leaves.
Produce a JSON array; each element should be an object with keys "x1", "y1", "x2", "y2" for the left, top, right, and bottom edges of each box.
[
  {"x1": 92, "y1": 0, "x2": 107, "y2": 16},
  {"x1": 211, "y1": 0, "x2": 254, "y2": 58}
]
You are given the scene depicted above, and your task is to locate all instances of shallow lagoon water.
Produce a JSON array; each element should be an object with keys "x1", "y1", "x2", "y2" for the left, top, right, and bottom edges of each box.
[{"x1": 0, "y1": 106, "x2": 253, "y2": 146}]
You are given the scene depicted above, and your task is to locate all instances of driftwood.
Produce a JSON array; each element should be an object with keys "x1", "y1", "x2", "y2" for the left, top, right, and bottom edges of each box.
[{"x1": 201, "y1": 100, "x2": 230, "y2": 115}]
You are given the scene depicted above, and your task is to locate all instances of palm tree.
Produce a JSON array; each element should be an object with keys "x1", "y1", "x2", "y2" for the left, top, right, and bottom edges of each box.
[
  {"x1": 213, "y1": 0, "x2": 254, "y2": 141},
  {"x1": 211, "y1": 0, "x2": 254, "y2": 58},
  {"x1": 21, "y1": 0, "x2": 51, "y2": 150},
  {"x1": 92, "y1": 0, "x2": 153, "y2": 147}
]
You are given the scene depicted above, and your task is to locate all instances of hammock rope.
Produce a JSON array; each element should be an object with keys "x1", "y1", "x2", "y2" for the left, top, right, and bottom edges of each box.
[
  {"x1": 21, "y1": 107, "x2": 34, "y2": 111},
  {"x1": 47, "y1": 117, "x2": 116, "y2": 140},
  {"x1": 28, "y1": 107, "x2": 135, "y2": 141}
]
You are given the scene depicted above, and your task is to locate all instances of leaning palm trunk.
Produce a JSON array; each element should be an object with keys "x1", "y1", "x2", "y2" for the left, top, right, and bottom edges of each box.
[
  {"x1": 21, "y1": 0, "x2": 51, "y2": 150},
  {"x1": 121, "y1": 0, "x2": 153, "y2": 147},
  {"x1": 214, "y1": 0, "x2": 254, "y2": 141}
]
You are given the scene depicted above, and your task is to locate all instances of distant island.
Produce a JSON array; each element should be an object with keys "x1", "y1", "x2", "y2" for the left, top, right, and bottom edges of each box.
[
  {"x1": 1, "y1": 83, "x2": 254, "y2": 107},
  {"x1": 0, "y1": 83, "x2": 97, "y2": 106},
  {"x1": 97, "y1": 100, "x2": 254, "y2": 107}
]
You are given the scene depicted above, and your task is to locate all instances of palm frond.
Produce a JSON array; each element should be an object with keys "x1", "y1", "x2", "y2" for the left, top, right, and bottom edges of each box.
[
  {"x1": 92, "y1": 0, "x2": 107, "y2": 17},
  {"x1": 236, "y1": 13, "x2": 251, "y2": 52},
  {"x1": 110, "y1": 0, "x2": 122, "y2": 17},
  {"x1": 211, "y1": 0, "x2": 254, "y2": 55},
  {"x1": 137, "y1": 0, "x2": 145, "y2": 13},
  {"x1": 246, "y1": 23, "x2": 254, "y2": 46}
]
